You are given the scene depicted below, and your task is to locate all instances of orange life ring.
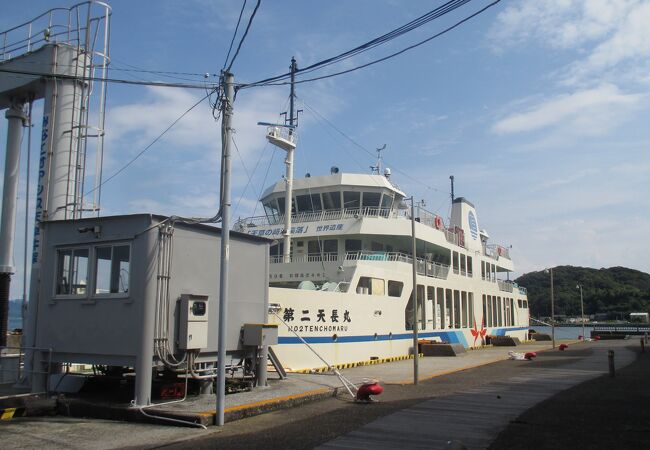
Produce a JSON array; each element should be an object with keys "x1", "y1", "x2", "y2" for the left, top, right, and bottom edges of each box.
[{"x1": 434, "y1": 215, "x2": 443, "y2": 230}]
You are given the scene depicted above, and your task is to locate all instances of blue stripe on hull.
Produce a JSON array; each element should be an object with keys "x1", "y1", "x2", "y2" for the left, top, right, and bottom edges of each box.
[{"x1": 279, "y1": 326, "x2": 529, "y2": 345}]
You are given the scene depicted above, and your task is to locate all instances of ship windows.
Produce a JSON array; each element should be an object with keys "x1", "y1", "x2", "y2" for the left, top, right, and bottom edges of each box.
[
  {"x1": 460, "y1": 255, "x2": 466, "y2": 276},
  {"x1": 357, "y1": 276, "x2": 384, "y2": 295},
  {"x1": 467, "y1": 256, "x2": 473, "y2": 277},
  {"x1": 452, "y1": 251, "x2": 459, "y2": 274},
  {"x1": 362, "y1": 192, "x2": 381, "y2": 208},
  {"x1": 427, "y1": 286, "x2": 435, "y2": 329},
  {"x1": 461, "y1": 291, "x2": 468, "y2": 328},
  {"x1": 388, "y1": 281, "x2": 403, "y2": 297},
  {"x1": 55, "y1": 248, "x2": 89, "y2": 296},
  {"x1": 436, "y1": 288, "x2": 444, "y2": 329},
  {"x1": 453, "y1": 290, "x2": 461, "y2": 328},
  {"x1": 445, "y1": 289, "x2": 452, "y2": 328},
  {"x1": 497, "y1": 296, "x2": 503, "y2": 326},
  {"x1": 276, "y1": 197, "x2": 295, "y2": 216},
  {"x1": 380, "y1": 193, "x2": 394, "y2": 212},
  {"x1": 296, "y1": 194, "x2": 322, "y2": 213},
  {"x1": 263, "y1": 200, "x2": 280, "y2": 221},
  {"x1": 343, "y1": 191, "x2": 361, "y2": 210},
  {"x1": 322, "y1": 191, "x2": 341, "y2": 210},
  {"x1": 345, "y1": 239, "x2": 362, "y2": 253},
  {"x1": 481, "y1": 261, "x2": 486, "y2": 280}
]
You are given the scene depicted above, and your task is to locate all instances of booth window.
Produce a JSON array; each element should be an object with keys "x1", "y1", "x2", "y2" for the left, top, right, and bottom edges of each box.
[
  {"x1": 56, "y1": 248, "x2": 89, "y2": 296},
  {"x1": 94, "y1": 244, "x2": 130, "y2": 295}
]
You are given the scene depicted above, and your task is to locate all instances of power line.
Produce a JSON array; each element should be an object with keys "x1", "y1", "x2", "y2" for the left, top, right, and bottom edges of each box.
[
  {"x1": 0, "y1": 67, "x2": 218, "y2": 90},
  {"x1": 237, "y1": 0, "x2": 501, "y2": 89},
  {"x1": 299, "y1": 97, "x2": 449, "y2": 196},
  {"x1": 223, "y1": 0, "x2": 248, "y2": 70},
  {"x1": 226, "y1": 0, "x2": 262, "y2": 72},
  {"x1": 84, "y1": 90, "x2": 214, "y2": 197}
]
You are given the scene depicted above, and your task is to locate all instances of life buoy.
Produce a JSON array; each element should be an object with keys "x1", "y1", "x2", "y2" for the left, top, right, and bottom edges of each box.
[{"x1": 434, "y1": 215, "x2": 443, "y2": 230}]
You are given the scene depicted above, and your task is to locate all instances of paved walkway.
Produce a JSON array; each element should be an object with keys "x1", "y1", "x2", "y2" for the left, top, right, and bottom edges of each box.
[
  {"x1": 319, "y1": 340, "x2": 636, "y2": 449},
  {"x1": 3, "y1": 339, "x2": 632, "y2": 449}
]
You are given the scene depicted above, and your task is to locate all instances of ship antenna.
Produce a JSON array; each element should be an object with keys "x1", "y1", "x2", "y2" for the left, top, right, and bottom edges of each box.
[{"x1": 370, "y1": 144, "x2": 386, "y2": 174}]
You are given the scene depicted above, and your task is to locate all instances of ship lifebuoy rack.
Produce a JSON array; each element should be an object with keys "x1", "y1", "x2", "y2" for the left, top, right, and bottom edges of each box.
[{"x1": 434, "y1": 215, "x2": 444, "y2": 230}]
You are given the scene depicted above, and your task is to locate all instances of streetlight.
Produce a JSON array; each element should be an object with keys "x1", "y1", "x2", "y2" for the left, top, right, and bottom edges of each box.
[
  {"x1": 545, "y1": 268, "x2": 555, "y2": 348},
  {"x1": 577, "y1": 284, "x2": 585, "y2": 341}
]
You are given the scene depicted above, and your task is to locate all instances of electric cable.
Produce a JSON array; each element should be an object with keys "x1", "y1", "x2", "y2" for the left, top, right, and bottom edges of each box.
[
  {"x1": 0, "y1": 67, "x2": 218, "y2": 90},
  {"x1": 223, "y1": 0, "x2": 248, "y2": 70},
  {"x1": 225, "y1": 0, "x2": 262, "y2": 72},
  {"x1": 83, "y1": 90, "x2": 214, "y2": 197},
  {"x1": 237, "y1": 0, "x2": 501, "y2": 89}
]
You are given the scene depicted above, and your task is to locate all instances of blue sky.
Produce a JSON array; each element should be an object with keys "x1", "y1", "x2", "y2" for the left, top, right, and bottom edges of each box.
[{"x1": 1, "y1": 0, "x2": 650, "y2": 300}]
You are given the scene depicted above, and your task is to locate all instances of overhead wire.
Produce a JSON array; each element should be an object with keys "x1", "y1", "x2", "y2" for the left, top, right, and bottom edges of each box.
[
  {"x1": 239, "y1": 0, "x2": 492, "y2": 89},
  {"x1": 83, "y1": 90, "x2": 215, "y2": 198},
  {"x1": 0, "y1": 67, "x2": 218, "y2": 90},
  {"x1": 223, "y1": 0, "x2": 248, "y2": 70},
  {"x1": 299, "y1": 97, "x2": 449, "y2": 198},
  {"x1": 225, "y1": 0, "x2": 262, "y2": 72}
]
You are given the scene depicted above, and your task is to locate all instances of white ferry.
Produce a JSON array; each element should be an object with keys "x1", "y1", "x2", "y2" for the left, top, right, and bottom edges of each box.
[{"x1": 237, "y1": 165, "x2": 530, "y2": 371}]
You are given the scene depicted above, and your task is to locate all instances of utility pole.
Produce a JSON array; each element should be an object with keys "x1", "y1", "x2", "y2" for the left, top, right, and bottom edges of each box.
[
  {"x1": 281, "y1": 57, "x2": 297, "y2": 263},
  {"x1": 216, "y1": 71, "x2": 234, "y2": 427},
  {"x1": 410, "y1": 196, "x2": 419, "y2": 384}
]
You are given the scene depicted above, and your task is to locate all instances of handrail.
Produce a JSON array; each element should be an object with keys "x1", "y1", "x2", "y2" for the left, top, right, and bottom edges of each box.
[
  {"x1": 269, "y1": 250, "x2": 450, "y2": 280},
  {"x1": 1, "y1": 1, "x2": 111, "y2": 60}
]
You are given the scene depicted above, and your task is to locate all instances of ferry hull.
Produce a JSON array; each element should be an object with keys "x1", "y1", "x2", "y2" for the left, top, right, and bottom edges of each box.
[{"x1": 268, "y1": 287, "x2": 529, "y2": 371}]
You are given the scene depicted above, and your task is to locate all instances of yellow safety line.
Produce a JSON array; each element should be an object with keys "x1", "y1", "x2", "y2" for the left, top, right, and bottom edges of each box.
[
  {"x1": 288, "y1": 352, "x2": 423, "y2": 374},
  {"x1": 1, "y1": 408, "x2": 16, "y2": 420}
]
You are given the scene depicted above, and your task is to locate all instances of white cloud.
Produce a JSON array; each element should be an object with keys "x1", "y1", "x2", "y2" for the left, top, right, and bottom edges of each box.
[
  {"x1": 492, "y1": 84, "x2": 642, "y2": 135},
  {"x1": 490, "y1": 0, "x2": 650, "y2": 86}
]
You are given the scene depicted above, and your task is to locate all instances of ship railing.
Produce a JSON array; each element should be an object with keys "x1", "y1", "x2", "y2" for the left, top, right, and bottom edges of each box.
[
  {"x1": 237, "y1": 207, "x2": 397, "y2": 229},
  {"x1": 445, "y1": 229, "x2": 461, "y2": 247},
  {"x1": 345, "y1": 251, "x2": 450, "y2": 279},
  {"x1": 497, "y1": 280, "x2": 514, "y2": 293},
  {"x1": 269, "y1": 252, "x2": 339, "y2": 264},
  {"x1": 0, "y1": 1, "x2": 111, "y2": 61},
  {"x1": 518, "y1": 286, "x2": 527, "y2": 295}
]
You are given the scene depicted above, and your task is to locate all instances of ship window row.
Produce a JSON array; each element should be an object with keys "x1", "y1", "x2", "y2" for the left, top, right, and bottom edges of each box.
[
  {"x1": 406, "y1": 286, "x2": 474, "y2": 331},
  {"x1": 481, "y1": 261, "x2": 497, "y2": 282},
  {"x1": 482, "y1": 295, "x2": 517, "y2": 328},
  {"x1": 517, "y1": 299, "x2": 529, "y2": 308},
  {"x1": 451, "y1": 251, "x2": 473, "y2": 277},
  {"x1": 55, "y1": 244, "x2": 130, "y2": 298},
  {"x1": 263, "y1": 190, "x2": 396, "y2": 218},
  {"x1": 356, "y1": 277, "x2": 403, "y2": 297}
]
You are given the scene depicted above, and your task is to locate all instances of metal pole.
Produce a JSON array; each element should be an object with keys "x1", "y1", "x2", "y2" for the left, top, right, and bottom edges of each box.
[
  {"x1": 282, "y1": 58, "x2": 297, "y2": 264},
  {"x1": 579, "y1": 284, "x2": 585, "y2": 341},
  {"x1": 608, "y1": 350, "x2": 615, "y2": 377},
  {"x1": 550, "y1": 268, "x2": 555, "y2": 349},
  {"x1": 410, "y1": 197, "x2": 418, "y2": 384},
  {"x1": 0, "y1": 102, "x2": 26, "y2": 346},
  {"x1": 216, "y1": 72, "x2": 234, "y2": 426}
]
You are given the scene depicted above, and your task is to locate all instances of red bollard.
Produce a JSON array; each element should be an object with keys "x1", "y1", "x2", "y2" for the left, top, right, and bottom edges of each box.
[
  {"x1": 356, "y1": 381, "x2": 384, "y2": 402},
  {"x1": 559, "y1": 343, "x2": 568, "y2": 351}
]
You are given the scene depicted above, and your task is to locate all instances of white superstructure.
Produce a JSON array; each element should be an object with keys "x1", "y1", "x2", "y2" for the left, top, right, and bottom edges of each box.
[{"x1": 237, "y1": 169, "x2": 529, "y2": 370}]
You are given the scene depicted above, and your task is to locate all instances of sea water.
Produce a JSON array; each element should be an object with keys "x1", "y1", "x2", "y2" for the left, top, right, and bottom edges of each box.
[{"x1": 532, "y1": 325, "x2": 594, "y2": 340}]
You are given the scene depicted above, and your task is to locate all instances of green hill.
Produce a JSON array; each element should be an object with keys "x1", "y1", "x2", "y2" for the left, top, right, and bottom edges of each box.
[{"x1": 515, "y1": 266, "x2": 650, "y2": 319}]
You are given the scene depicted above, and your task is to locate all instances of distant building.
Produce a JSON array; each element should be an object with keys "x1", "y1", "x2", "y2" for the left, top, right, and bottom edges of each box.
[{"x1": 630, "y1": 312, "x2": 649, "y2": 323}]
